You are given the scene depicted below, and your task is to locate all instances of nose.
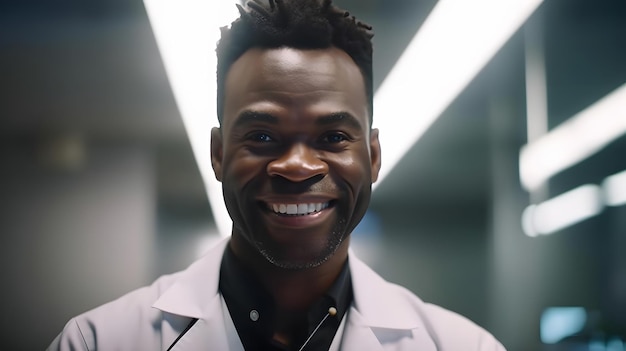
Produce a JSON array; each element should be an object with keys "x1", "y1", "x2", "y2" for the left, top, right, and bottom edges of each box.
[{"x1": 266, "y1": 143, "x2": 328, "y2": 182}]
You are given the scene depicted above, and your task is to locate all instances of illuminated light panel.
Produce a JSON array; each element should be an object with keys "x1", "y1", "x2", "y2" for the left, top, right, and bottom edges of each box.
[
  {"x1": 540, "y1": 307, "x2": 587, "y2": 344},
  {"x1": 520, "y1": 83, "x2": 626, "y2": 192},
  {"x1": 603, "y1": 169, "x2": 626, "y2": 207},
  {"x1": 374, "y1": 0, "x2": 544, "y2": 186},
  {"x1": 522, "y1": 184, "x2": 603, "y2": 237},
  {"x1": 144, "y1": 0, "x2": 239, "y2": 237}
]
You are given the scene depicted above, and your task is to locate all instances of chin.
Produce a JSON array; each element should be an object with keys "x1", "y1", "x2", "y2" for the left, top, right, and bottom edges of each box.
[
  {"x1": 266, "y1": 255, "x2": 329, "y2": 271},
  {"x1": 255, "y1": 234, "x2": 345, "y2": 270}
]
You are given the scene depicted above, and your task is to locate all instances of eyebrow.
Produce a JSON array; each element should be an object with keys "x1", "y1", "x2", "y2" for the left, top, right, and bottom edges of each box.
[
  {"x1": 233, "y1": 111, "x2": 278, "y2": 127},
  {"x1": 316, "y1": 112, "x2": 364, "y2": 131},
  {"x1": 232, "y1": 110, "x2": 364, "y2": 130}
]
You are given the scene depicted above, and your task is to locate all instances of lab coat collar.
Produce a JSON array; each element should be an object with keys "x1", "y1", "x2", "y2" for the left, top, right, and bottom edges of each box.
[
  {"x1": 153, "y1": 239, "x2": 420, "y2": 332},
  {"x1": 152, "y1": 238, "x2": 228, "y2": 319},
  {"x1": 340, "y1": 251, "x2": 427, "y2": 351},
  {"x1": 152, "y1": 238, "x2": 423, "y2": 350},
  {"x1": 348, "y1": 249, "x2": 421, "y2": 331}
]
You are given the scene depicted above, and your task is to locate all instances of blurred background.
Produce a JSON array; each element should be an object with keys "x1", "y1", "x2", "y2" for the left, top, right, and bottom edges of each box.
[{"x1": 1, "y1": 0, "x2": 625, "y2": 350}]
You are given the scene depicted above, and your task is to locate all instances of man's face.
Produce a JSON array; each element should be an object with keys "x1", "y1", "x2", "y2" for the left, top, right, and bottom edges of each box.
[{"x1": 211, "y1": 47, "x2": 380, "y2": 269}]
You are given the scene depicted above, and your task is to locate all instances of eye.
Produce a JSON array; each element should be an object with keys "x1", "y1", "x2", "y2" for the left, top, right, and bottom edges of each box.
[
  {"x1": 321, "y1": 132, "x2": 349, "y2": 144},
  {"x1": 248, "y1": 132, "x2": 274, "y2": 143}
]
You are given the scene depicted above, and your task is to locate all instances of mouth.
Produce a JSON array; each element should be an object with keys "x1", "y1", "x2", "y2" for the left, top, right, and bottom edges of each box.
[{"x1": 267, "y1": 201, "x2": 332, "y2": 216}]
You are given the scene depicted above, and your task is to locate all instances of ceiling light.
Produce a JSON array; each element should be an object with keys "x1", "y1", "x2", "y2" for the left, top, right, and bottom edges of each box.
[
  {"x1": 520, "y1": 83, "x2": 626, "y2": 192},
  {"x1": 522, "y1": 184, "x2": 603, "y2": 236},
  {"x1": 144, "y1": 0, "x2": 239, "y2": 237},
  {"x1": 374, "y1": 0, "x2": 544, "y2": 186},
  {"x1": 603, "y1": 169, "x2": 626, "y2": 207}
]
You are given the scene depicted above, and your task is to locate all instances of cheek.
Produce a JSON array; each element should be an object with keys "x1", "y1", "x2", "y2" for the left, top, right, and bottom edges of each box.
[
  {"x1": 221, "y1": 154, "x2": 268, "y2": 225},
  {"x1": 326, "y1": 149, "x2": 372, "y2": 183},
  {"x1": 224, "y1": 152, "x2": 268, "y2": 184}
]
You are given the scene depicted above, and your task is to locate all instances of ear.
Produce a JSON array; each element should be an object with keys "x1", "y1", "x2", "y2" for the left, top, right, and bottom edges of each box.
[
  {"x1": 369, "y1": 128, "x2": 381, "y2": 183},
  {"x1": 211, "y1": 127, "x2": 224, "y2": 182}
]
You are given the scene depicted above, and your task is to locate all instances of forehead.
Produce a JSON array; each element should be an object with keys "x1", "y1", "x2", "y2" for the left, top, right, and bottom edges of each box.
[{"x1": 222, "y1": 47, "x2": 369, "y2": 130}]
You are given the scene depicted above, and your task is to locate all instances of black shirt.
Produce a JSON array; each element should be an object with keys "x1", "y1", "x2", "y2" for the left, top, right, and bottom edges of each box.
[{"x1": 219, "y1": 246, "x2": 353, "y2": 351}]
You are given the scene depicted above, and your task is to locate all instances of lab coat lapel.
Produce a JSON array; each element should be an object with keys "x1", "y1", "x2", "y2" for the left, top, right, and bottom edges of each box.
[
  {"x1": 163, "y1": 297, "x2": 227, "y2": 351},
  {"x1": 344, "y1": 252, "x2": 437, "y2": 350},
  {"x1": 340, "y1": 308, "x2": 386, "y2": 351},
  {"x1": 159, "y1": 296, "x2": 244, "y2": 351},
  {"x1": 153, "y1": 238, "x2": 243, "y2": 351}
]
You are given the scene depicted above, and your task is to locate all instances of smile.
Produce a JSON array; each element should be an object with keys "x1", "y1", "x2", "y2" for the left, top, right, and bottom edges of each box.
[{"x1": 269, "y1": 202, "x2": 330, "y2": 216}]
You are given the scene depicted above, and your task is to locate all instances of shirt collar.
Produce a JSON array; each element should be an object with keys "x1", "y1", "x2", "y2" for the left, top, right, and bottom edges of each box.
[
  {"x1": 219, "y1": 244, "x2": 353, "y2": 349},
  {"x1": 219, "y1": 243, "x2": 353, "y2": 314}
]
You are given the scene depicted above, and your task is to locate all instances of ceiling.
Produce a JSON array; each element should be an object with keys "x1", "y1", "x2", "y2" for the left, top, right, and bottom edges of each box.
[{"x1": 1, "y1": 0, "x2": 625, "y2": 219}]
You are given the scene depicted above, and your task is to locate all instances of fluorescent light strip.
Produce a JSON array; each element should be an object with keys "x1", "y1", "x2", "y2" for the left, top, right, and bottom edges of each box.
[
  {"x1": 522, "y1": 184, "x2": 604, "y2": 237},
  {"x1": 144, "y1": 0, "x2": 238, "y2": 237},
  {"x1": 603, "y1": 169, "x2": 626, "y2": 207},
  {"x1": 520, "y1": 83, "x2": 626, "y2": 192},
  {"x1": 524, "y1": 20, "x2": 548, "y2": 143},
  {"x1": 373, "y1": 0, "x2": 544, "y2": 186}
]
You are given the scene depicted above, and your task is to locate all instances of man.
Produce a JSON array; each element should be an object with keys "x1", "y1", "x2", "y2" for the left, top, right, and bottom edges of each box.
[{"x1": 49, "y1": 0, "x2": 506, "y2": 350}]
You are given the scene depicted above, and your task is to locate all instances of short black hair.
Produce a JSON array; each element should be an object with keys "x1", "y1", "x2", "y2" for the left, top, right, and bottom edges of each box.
[{"x1": 216, "y1": 0, "x2": 374, "y2": 124}]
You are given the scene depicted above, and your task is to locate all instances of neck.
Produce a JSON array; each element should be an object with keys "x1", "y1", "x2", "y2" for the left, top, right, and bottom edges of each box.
[{"x1": 229, "y1": 235, "x2": 349, "y2": 312}]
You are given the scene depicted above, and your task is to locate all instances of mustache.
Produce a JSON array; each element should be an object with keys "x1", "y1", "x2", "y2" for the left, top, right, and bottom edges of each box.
[{"x1": 265, "y1": 175, "x2": 339, "y2": 194}]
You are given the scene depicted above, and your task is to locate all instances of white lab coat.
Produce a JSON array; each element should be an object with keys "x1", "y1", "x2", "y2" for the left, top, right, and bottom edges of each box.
[{"x1": 48, "y1": 238, "x2": 506, "y2": 350}]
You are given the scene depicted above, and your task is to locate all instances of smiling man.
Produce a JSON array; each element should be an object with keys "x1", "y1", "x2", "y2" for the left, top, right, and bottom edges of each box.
[{"x1": 49, "y1": 0, "x2": 506, "y2": 350}]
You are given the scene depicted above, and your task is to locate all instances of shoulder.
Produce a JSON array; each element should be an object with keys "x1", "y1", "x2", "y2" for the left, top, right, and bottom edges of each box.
[
  {"x1": 380, "y1": 281, "x2": 506, "y2": 350},
  {"x1": 48, "y1": 238, "x2": 230, "y2": 350},
  {"x1": 420, "y1": 301, "x2": 505, "y2": 350},
  {"x1": 48, "y1": 272, "x2": 181, "y2": 351},
  {"x1": 348, "y1": 255, "x2": 506, "y2": 350}
]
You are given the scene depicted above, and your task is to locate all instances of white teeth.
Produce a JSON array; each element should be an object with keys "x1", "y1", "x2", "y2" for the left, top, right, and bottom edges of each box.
[
  {"x1": 269, "y1": 202, "x2": 330, "y2": 215},
  {"x1": 286, "y1": 204, "x2": 298, "y2": 214}
]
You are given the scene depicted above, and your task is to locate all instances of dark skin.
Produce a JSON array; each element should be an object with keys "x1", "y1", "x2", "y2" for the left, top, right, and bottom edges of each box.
[{"x1": 211, "y1": 47, "x2": 381, "y2": 346}]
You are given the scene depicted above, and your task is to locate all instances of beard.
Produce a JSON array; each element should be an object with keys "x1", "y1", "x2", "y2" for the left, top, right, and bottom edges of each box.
[{"x1": 251, "y1": 217, "x2": 348, "y2": 270}]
